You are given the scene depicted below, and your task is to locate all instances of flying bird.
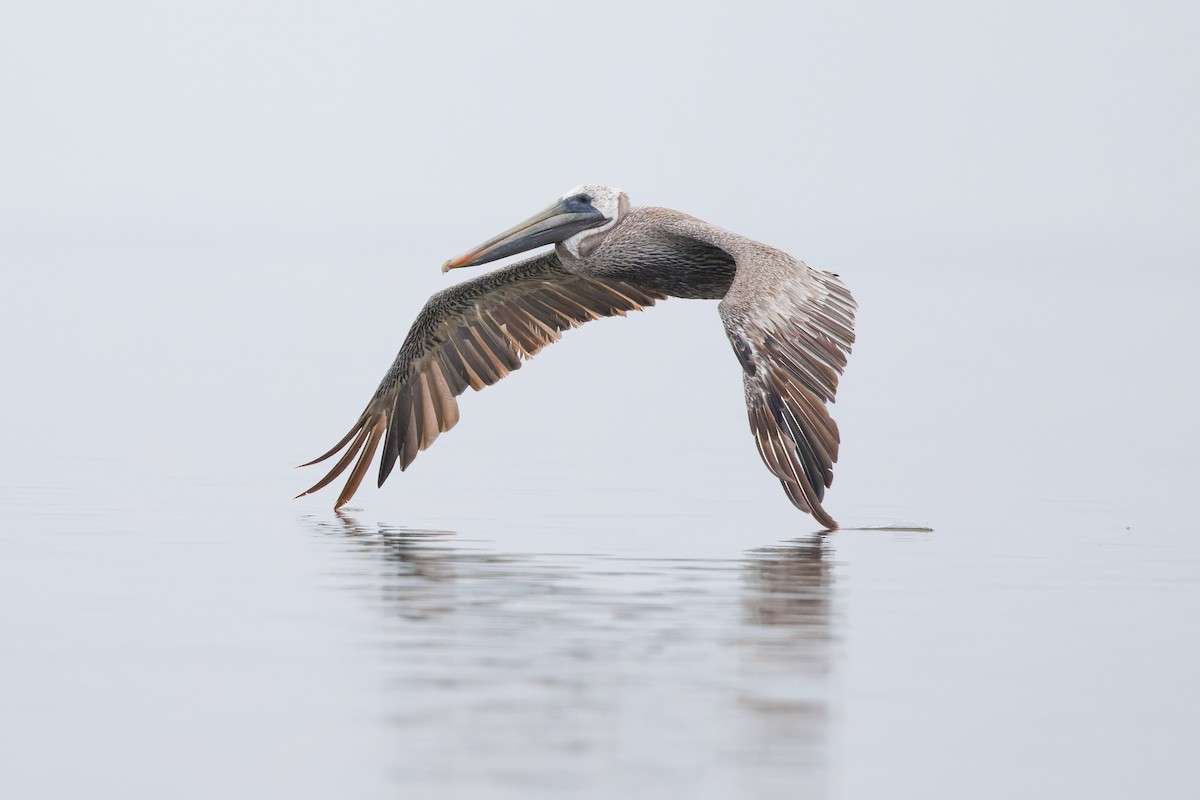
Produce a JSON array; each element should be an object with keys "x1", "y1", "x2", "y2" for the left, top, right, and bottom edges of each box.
[{"x1": 298, "y1": 185, "x2": 856, "y2": 528}]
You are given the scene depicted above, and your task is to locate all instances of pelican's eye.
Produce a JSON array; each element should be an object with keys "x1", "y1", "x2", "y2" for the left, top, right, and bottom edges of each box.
[{"x1": 577, "y1": 194, "x2": 592, "y2": 205}]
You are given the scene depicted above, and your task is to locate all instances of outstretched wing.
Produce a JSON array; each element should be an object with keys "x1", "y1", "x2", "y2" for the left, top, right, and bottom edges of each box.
[
  {"x1": 662, "y1": 214, "x2": 856, "y2": 529},
  {"x1": 298, "y1": 252, "x2": 666, "y2": 508},
  {"x1": 721, "y1": 267, "x2": 856, "y2": 529}
]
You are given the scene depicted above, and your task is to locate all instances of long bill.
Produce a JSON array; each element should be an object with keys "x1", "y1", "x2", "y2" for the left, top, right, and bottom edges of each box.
[{"x1": 441, "y1": 198, "x2": 607, "y2": 272}]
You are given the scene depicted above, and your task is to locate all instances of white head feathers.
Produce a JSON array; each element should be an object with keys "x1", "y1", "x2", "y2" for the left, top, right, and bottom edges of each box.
[{"x1": 560, "y1": 184, "x2": 628, "y2": 258}]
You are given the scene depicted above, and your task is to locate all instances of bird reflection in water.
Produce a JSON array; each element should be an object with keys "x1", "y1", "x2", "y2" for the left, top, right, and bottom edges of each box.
[
  {"x1": 737, "y1": 537, "x2": 834, "y2": 784},
  {"x1": 317, "y1": 512, "x2": 458, "y2": 587},
  {"x1": 310, "y1": 513, "x2": 834, "y2": 797}
]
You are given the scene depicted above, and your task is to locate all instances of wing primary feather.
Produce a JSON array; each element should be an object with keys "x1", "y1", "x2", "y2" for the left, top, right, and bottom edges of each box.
[
  {"x1": 410, "y1": 377, "x2": 427, "y2": 453},
  {"x1": 296, "y1": 420, "x2": 373, "y2": 498},
  {"x1": 378, "y1": 422, "x2": 400, "y2": 488},
  {"x1": 335, "y1": 417, "x2": 386, "y2": 509},
  {"x1": 416, "y1": 371, "x2": 440, "y2": 448},
  {"x1": 776, "y1": 377, "x2": 841, "y2": 449},
  {"x1": 780, "y1": 479, "x2": 838, "y2": 530},
  {"x1": 454, "y1": 335, "x2": 496, "y2": 388},
  {"x1": 766, "y1": 389, "x2": 826, "y2": 498},
  {"x1": 297, "y1": 413, "x2": 367, "y2": 467},
  {"x1": 378, "y1": 389, "x2": 408, "y2": 487},
  {"x1": 436, "y1": 346, "x2": 471, "y2": 393},
  {"x1": 426, "y1": 361, "x2": 459, "y2": 430},
  {"x1": 400, "y1": 398, "x2": 420, "y2": 470},
  {"x1": 768, "y1": 372, "x2": 835, "y2": 457}
]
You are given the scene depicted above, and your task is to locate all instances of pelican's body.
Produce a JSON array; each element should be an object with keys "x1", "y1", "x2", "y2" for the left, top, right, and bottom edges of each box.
[{"x1": 299, "y1": 186, "x2": 856, "y2": 529}]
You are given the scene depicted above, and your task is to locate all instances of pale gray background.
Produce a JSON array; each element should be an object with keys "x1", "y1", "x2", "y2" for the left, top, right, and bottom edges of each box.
[{"x1": 1, "y1": 2, "x2": 1197, "y2": 798}]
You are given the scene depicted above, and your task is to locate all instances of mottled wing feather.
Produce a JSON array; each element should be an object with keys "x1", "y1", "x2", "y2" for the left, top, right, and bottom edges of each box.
[
  {"x1": 721, "y1": 268, "x2": 856, "y2": 529},
  {"x1": 298, "y1": 252, "x2": 665, "y2": 508},
  {"x1": 658, "y1": 213, "x2": 856, "y2": 529}
]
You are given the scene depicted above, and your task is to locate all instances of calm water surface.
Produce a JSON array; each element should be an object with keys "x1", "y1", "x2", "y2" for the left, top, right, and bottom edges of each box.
[{"x1": 3, "y1": 454, "x2": 1197, "y2": 799}]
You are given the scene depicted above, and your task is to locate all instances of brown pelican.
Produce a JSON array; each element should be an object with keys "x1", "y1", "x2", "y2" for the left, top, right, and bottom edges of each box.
[{"x1": 298, "y1": 186, "x2": 856, "y2": 528}]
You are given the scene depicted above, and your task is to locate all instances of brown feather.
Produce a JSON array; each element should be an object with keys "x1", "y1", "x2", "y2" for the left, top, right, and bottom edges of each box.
[
  {"x1": 435, "y1": 346, "x2": 471, "y2": 393},
  {"x1": 400, "y1": 398, "x2": 420, "y2": 471},
  {"x1": 426, "y1": 361, "x2": 459, "y2": 430},
  {"x1": 416, "y1": 371, "x2": 439, "y2": 449},
  {"x1": 296, "y1": 414, "x2": 366, "y2": 468},
  {"x1": 335, "y1": 417, "x2": 386, "y2": 509},
  {"x1": 295, "y1": 419, "x2": 372, "y2": 498},
  {"x1": 780, "y1": 479, "x2": 838, "y2": 530}
]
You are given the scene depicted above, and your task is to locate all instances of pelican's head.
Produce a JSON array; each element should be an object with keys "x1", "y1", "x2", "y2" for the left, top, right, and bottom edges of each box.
[{"x1": 442, "y1": 184, "x2": 629, "y2": 271}]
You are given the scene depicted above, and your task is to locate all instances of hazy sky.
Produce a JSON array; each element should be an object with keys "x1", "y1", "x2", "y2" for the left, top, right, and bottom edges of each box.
[{"x1": 4, "y1": 1, "x2": 1195, "y2": 247}]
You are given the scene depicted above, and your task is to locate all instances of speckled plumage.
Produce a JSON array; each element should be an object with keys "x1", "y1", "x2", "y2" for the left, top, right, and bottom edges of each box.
[{"x1": 299, "y1": 188, "x2": 856, "y2": 528}]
